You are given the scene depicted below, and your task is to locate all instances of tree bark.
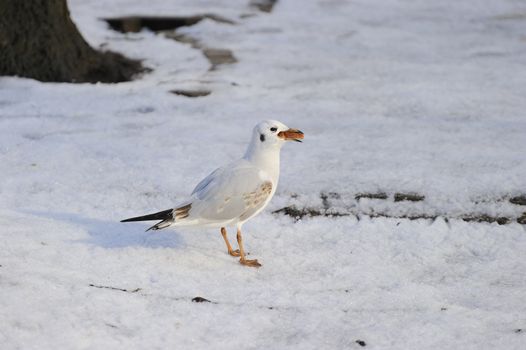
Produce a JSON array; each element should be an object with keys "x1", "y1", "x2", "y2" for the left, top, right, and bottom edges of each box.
[{"x1": 0, "y1": 0, "x2": 145, "y2": 83}]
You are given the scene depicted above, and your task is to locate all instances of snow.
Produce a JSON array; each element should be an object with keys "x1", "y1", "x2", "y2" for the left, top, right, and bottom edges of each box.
[{"x1": 1, "y1": 0, "x2": 526, "y2": 349}]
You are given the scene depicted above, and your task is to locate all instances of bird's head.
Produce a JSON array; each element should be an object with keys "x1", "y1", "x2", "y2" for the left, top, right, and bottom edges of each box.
[{"x1": 252, "y1": 120, "x2": 304, "y2": 148}]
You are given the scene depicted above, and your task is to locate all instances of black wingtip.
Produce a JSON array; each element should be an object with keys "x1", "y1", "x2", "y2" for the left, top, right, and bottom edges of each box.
[{"x1": 119, "y1": 208, "x2": 174, "y2": 223}]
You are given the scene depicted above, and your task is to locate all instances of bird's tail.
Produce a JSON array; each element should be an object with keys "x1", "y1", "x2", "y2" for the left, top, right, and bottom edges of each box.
[{"x1": 120, "y1": 203, "x2": 192, "y2": 232}]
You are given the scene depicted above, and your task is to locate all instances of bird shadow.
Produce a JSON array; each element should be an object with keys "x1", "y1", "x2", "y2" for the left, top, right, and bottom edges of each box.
[{"x1": 27, "y1": 210, "x2": 185, "y2": 249}]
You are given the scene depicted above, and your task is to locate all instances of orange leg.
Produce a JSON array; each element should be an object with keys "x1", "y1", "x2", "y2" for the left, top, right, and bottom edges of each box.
[
  {"x1": 237, "y1": 228, "x2": 261, "y2": 267},
  {"x1": 220, "y1": 227, "x2": 240, "y2": 257}
]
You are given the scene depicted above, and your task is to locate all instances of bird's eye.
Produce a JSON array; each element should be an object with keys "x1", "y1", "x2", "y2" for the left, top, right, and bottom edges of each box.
[{"x1": 270, "y1": 127, "x2": 277, "y2": 132}]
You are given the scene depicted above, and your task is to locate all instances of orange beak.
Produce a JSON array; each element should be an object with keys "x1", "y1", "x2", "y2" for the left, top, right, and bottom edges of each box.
[{"x1": 278, "y1": 128, "x2": 304, "y2": 142}]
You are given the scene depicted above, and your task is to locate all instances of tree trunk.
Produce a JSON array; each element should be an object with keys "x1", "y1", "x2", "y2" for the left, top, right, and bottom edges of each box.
[{"x1": 0, "y1": 0, "x2": 145, "y2": 83}]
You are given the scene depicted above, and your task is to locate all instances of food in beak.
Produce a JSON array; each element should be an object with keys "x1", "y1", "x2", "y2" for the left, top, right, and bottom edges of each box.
[{"x1": 278, "y1": 128, "x2": 304, "y2": 142}]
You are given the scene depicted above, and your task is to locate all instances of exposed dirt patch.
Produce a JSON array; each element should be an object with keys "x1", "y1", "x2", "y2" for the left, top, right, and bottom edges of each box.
[
  {"x1": 192, "y1": 296, "x2": 212, "y2": 303},
  {"x1": 492, "y1": 13, "x2": 526, "y2": 21},
  {"x1": 369, "y1": 213, "x2": 438, "y2": 221},
  {"x1": 89, "y1": 284, "x2": 141, "y2": 293},
  {"x1": 170, "y1": 89, "x2": 211, "y2": 98},
  {"x1": 273, "y1": 192, "x2": 526, "y2": 225},
  {"x1": 321, "y1": 192, "x2": 341, "y2": 209},
  {"x1": 273, "y1": 205, "x2": 521, "y2": 225},
  {"x1": 203, "y1": 48, "x2": 238, "y2": 69},
  {"x1": 104, "y1": 15, "x2": 235, "y2": 33},
  {"x1": 510, "y1": 195, "x2": 526, "y2": 206},
  {"x1": 166, "y1": 32, "x2": 199, "y2": 46},
  {"x1": 240, "y1": 13, "x2": 258, "y2": 19},
  {"x1": 165, "y1": 32, "x2": 238, "y2": 70},
  {"x1": 273, "y1": 206, "x2": 330, "y2": 219},
  {"x1": 394, "y1": 193, "x2": 425, "y2": 202},
  {"x1": 250, "y1": 0, "x2": 278, "y2": 13},
  {"x1": 461, "y1": 215, "x2": 509, "y2": 225},
  {"x1": 105, "y1": 15, "x2": 238, "y2": 71},
  {"x1": 355, "y1": 192, "x2": 388, "y2": 200},
  {"x1": 104, "y1": 13, "x2": 240, "y2": 92}
]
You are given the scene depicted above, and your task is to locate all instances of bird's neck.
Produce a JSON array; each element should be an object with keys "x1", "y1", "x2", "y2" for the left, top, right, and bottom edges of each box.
[{"x1": 243, "y1": 143, "x2": 281, "y2": 181}]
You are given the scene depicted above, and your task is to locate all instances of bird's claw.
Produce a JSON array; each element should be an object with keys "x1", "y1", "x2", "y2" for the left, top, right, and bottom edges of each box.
[
  {"x1": 239, "y1": 258, "x2": 261, "y2": 267},
  {"x1": 228, "y1": 249, "x2": 249, "y2": 257}
]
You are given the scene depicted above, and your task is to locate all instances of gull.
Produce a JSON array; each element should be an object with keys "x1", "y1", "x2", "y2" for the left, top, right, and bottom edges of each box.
[{"x1": 121, "y1": 120, "x2": 304, "y2": 267}]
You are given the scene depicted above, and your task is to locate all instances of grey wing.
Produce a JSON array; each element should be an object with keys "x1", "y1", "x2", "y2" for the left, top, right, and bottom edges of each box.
[
  {"x1": 190, "y1": 164, "x2": 273, "y2": 222},
  {"x1": 191, "y1": 167, "x2": 222, "y2": 197}
]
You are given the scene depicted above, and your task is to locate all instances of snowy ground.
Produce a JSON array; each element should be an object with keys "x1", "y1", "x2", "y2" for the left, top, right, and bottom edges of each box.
[{"x1": 1, "y1": 0, "x2": 526, "y2": 349}]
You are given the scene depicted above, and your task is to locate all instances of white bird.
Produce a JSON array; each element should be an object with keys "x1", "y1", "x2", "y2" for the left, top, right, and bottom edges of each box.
[{"x1": 121, "y1": 120, "x2": 304, "y2": 267}]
